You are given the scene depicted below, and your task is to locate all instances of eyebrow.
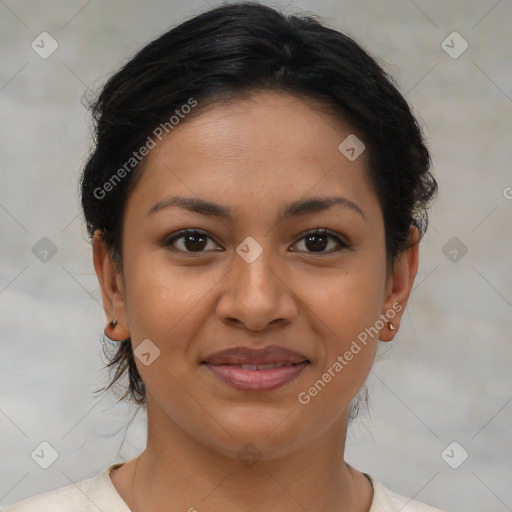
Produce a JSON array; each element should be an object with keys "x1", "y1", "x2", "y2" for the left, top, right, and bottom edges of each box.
[{"x1": 147, "y1": 195, "x2": 365, "y2": 220}]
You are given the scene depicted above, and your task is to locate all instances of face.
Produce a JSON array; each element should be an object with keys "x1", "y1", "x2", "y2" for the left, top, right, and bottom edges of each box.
[{"x1": 95, "y1": 91, "x2": 417, "y2": 460}]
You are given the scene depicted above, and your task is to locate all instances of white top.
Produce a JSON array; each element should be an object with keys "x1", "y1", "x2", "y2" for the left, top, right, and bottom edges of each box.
[{"x1": 2, "y1": 464, "x2": 444, "y2": 511}]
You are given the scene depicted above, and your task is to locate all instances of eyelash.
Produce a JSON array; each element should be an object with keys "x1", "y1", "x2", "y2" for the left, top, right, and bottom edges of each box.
[{"x1": 163, "y1": 228, "x2": 349, "y2": 255}]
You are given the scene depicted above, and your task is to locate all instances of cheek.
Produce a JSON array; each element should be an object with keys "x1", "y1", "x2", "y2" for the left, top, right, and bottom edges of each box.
[
  {"x1": 301, "y1": 255, "x2": 386, "y2": 337},
  {"x1": 122, "y1": 247, "x2": 219, "y2": 343},
  {"x1": 292, "y1": 273, "x2": 382, "y2": 419},
  {"x1": 327, "y1": 277, "x2": 384, "y2": 339},
  {"x1": 296, "y1": 252, "x2": 386, "y2": 394},
  {"x1": 310, "y1": 285, "x2": 380, "y2": 386}
]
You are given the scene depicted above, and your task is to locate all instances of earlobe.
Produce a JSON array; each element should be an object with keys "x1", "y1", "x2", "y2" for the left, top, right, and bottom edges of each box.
[
  {"x1": 379, "y1": 226, "x2": 420, "y2": 342},
  {"x1": 92, "y1": 230, "x2": 131, "y2": 340}
]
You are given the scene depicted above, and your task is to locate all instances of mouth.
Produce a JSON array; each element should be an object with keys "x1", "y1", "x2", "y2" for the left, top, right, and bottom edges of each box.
[
  {"x1": 201, "y1": 345, "x2": 310, "y2": 391},
  {"x1": 202, "y1": 361, "x2": 310, "y2": 391},
  {"x1": 224, "y1": 362, "x2": 300, "y2": 370}
]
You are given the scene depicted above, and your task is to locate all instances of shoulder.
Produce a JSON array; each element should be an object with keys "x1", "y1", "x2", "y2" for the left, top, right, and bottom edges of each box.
[
  {"x1": 368, "y1": 475, "x2": 445, "y2": 512},
  {"x1": 1, "y1": 476, "x2": 96, "y2": 512},
  {"x1": 1, "y1": 464, "x2": 130, "y2": 512}
]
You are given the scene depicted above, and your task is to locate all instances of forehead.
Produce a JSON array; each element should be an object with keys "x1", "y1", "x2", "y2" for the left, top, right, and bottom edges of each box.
[
  {"x1": 151, "y1": 91, "x2": 364, "y2": 168},
  {"x1": 125, "y1": 91, "x2": 380, "y2": 224}
]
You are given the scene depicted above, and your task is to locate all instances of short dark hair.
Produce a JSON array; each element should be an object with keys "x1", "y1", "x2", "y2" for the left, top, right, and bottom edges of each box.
[{"x1": 81, "y1": 1, "x2": 437, "y2": 405}]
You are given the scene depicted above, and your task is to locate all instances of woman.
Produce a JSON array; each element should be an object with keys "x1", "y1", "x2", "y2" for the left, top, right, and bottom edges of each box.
[{"x1": 4, "y1": 2, "x2": 442, "y2": 511}]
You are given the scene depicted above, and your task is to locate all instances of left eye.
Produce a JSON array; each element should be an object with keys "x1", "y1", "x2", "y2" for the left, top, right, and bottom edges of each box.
[
  {"x1": 164, "y1": 229, "x2": 347, "y2": 254},
  {"x1": 292, "y1": 229, "x2": 347, "y2": 253}
]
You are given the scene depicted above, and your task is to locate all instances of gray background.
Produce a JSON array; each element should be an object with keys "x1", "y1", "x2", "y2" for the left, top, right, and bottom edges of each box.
[{"x1": 1, "y1": 1, "x2": 511, "y2": 510}]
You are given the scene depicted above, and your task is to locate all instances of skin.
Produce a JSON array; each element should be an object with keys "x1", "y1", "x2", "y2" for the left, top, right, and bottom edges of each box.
[{"x1": 93, "y1": 91, "x2": 419, "y2": 512}]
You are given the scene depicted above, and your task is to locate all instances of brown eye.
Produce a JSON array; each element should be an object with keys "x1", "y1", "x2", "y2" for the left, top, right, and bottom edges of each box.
[
  {"x1": 165, "y1": 230, "x2": 221, "y2": 253},
  {"x1": 292, "y1": 229, "x2": 348, "y2": 254}
]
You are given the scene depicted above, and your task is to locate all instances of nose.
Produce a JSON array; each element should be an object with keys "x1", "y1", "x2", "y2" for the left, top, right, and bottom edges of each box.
[{"x1": 216, "y1": 243, "x2": 299, "y2": 332}]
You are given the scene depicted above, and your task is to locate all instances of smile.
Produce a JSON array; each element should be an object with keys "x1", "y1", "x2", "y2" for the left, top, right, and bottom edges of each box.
[{"x1": 203, "y1": 361, "x2": 310, "y2": 391}]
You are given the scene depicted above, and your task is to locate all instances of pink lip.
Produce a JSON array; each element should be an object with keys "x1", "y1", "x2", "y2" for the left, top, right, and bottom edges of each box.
[
  {"x1": 202, "y1": 345, "x2": 309, "y2": 366},
  {"x1": 203, "y1": 362, "x2": 309, "y2": 391}
]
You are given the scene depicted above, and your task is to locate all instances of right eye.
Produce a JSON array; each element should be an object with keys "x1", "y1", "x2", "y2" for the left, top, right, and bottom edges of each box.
[{"x1": 163, "y1": 229, "x2": 223, "y2": 254}]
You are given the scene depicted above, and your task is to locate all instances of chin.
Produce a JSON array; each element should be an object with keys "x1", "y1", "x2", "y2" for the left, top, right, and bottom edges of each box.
[{"x1": 204, "y1": 408, "x2": 307, "y2": 456}]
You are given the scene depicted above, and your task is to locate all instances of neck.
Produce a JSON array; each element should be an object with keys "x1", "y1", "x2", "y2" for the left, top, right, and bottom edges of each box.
[{"x1": 124, "y1": 398, "x2": 373, "y2": 512}]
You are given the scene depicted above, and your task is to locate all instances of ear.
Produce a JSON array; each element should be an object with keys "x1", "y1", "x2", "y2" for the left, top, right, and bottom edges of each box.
[
  {"x1": 92, "y1": 230, "x2": 130, "y2": 340},
  {"x1": 379, "y1": 225, "x2": 420, "y2": 342}
]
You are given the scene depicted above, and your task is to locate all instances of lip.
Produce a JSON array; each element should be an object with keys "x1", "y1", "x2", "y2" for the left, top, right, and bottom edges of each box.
[
  {"x1": 202, "y1": 345, "x2": 309, "y2": 365},
  {"x1": 201, "y1": 345, "x2": 310, "y2": 391},
  {"x1": 203, "y1": 362, "x2": 309, "y2": 391}
]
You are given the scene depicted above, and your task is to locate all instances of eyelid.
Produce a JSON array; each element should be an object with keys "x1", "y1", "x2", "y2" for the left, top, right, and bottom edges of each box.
[
  {"x1": 292, "y1": 228, "x2": 349, "y2": 252},
  {"x1": 163, "y1": 228, "x2": 350, "y2": 253},
  {"x1": 162, "y1": 229, "x2": 222, "y2": 252}
]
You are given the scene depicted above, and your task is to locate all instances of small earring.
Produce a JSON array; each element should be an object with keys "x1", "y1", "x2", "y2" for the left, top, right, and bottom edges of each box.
[
  {"x1": 388, "y1": 321, "x2": 395, "y2": 331},
  {"x1": 103, "y1": 319, "x2": 120, "y2": 344}
]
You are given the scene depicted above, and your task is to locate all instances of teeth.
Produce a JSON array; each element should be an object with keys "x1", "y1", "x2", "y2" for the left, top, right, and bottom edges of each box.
[
  {"x1": 240, "y1": 364, "x2": 259, "y2": 370},
  {"x1": 239, "y1": 362, "x2": 290, "y2": 370}
]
